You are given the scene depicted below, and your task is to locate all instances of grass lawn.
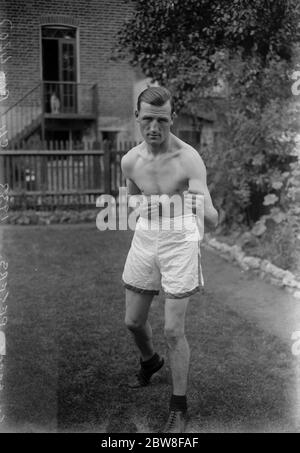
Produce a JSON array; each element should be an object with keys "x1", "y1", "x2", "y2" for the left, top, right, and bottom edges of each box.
[{"x1": 0, "y1": 224, "x2": 298, "y2": 433}]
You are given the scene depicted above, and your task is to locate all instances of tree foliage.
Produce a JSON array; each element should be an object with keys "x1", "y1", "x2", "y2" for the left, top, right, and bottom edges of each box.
[
  {"x1": 116, "y1": 0, "x2": 299, "y2": 108},
  {"x1": 116, "y1": 0, "x2": 300, "y2": 269}
]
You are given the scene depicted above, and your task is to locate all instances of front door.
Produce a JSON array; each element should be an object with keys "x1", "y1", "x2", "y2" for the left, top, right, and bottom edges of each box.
[{"x1": 42, "y1": 26, "x2": 77, "y2": 114}]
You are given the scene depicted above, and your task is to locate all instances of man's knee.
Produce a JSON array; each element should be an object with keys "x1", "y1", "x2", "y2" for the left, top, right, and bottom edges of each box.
[
  {"x1": 125, "y1": 316, "x2": 145, "y2": 332},
  {"x1": 164, "y1": 326, "x2": 185, "y2": 347}
]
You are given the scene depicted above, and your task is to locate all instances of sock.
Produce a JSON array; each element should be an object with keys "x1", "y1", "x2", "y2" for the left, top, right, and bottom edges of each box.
[
  {"x1": 170, "y1": 394, "x2": 187, "y2": 413},
  {"x1": 140, "y1": 352, "x2": 160, "y2": 371}
]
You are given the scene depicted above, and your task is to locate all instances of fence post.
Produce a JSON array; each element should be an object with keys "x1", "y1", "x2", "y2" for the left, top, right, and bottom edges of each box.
[
  {"x1": 40, "y1": 139, "x2": 48, "y2": 192},
  {"x1": 104, "y1": 140, "x2": 111, "y2": 194}
]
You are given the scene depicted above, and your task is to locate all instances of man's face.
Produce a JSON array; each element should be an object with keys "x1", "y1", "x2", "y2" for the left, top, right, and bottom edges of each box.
[{"x1": 136, "y1": 100, "x2": 174, "y2": 146}]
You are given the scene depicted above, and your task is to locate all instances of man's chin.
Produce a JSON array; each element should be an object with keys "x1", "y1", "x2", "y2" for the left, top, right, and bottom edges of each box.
[{"x1": 146, "y1": 137, "x2": 162, "y2": 144}]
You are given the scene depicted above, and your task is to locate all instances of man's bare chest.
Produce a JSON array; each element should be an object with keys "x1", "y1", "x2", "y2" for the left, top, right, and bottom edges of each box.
[{"x1": 132, "y1": 155, "x2": 188, "y2": 195}]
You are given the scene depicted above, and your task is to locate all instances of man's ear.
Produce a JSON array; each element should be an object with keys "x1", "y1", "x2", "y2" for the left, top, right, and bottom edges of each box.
[
  {"x1": 135, "y1": 110, "x2": 139, "y2": 120},
  {"x1": 170, "y1": 111, "x2": 177, "y2": 124}
]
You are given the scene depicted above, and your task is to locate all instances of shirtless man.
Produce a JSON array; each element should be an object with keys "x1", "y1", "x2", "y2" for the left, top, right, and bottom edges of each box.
[{"x1": 121, "y1": 86, "x2": 218, "y2": 433}]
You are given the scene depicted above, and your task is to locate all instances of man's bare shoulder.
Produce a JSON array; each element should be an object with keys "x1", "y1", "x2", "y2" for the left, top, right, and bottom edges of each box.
[
  {"x1": 172, "y1": 135, "x2": 206, "y2": 171},
  {"x1": 121, "y1": 143, "x2": 144, "y2": 177}
]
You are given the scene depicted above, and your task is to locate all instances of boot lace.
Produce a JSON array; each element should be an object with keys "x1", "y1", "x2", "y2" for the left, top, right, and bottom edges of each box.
[{"x1": 165, "y1": 411, "x2": 178, "y2": 431}]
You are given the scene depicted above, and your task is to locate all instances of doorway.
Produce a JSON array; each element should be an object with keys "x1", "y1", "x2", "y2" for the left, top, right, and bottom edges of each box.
[{"x1": 42, "y1": 25, "x2": 77, "y2": 114}]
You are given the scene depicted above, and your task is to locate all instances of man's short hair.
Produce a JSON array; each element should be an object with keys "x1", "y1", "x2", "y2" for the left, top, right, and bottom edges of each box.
[{"x1": 137, "y1": 86, "x2": 174, "y2": 113}]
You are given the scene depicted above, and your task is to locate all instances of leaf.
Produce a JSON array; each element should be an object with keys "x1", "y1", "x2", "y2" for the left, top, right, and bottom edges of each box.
[
  {"x1": 271, "y1": 181, "x2": 283, "y2": 190},
  {"x1": 251, "y1": 220, "x2": 267, "y2": 237},
  {"x1": 263, "y1": 194, "x2": 279, "y2": 206},
  {"x1": 272, "y1": 211, "x2": 286, "y2": 224},
  {"x1": 252, "y1": 154, "x2": 264, "y2": 166}
]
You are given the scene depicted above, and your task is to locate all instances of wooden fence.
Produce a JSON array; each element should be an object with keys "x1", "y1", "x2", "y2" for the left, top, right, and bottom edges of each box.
[{"x1": 0, "y1": 140, "x2": 131, "y2": 209}]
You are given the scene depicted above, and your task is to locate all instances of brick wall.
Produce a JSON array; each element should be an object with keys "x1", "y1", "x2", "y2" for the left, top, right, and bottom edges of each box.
[{"x1": 1, "y1": 0, "x2": 137, "y2": 137}]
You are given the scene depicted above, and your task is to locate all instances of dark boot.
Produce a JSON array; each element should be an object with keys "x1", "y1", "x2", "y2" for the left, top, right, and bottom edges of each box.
[{"x1": 128, "y1": 354, "x2": 164, "y2": 388}]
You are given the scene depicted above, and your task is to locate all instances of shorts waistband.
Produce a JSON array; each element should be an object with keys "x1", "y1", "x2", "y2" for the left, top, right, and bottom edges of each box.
[{"x1": 137, "y1": 214, "x2": 197, "y2": 231}]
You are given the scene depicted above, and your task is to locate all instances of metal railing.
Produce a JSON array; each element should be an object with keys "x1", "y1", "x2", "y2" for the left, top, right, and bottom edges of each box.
[
  {"x1": 2, "y1": 82, "x2": 98, "y2": 148},
  {"x1": 2, "y1": 83, "x2": 42, "y2": 145},
  {"x1": 43, "y1": 81, "x2": 97, "y2": 116}
]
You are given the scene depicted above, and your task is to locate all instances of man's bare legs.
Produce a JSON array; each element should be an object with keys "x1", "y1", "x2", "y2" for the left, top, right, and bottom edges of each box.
[
  {"x1": 164, "y1": 297, "x2": 190, "y2": 395},
  {"x1": 125, "y1": 289, "x2": 164, "y2": 388},
  {"x1": 124, "y1": 289, "x2": 155, "y2": 361},
  {"x1": 162, "y1": 296, "x2": 190, "y2": 432},
  {"x1": 124, "y1": 290, "x2": 190, "y2": 389}
]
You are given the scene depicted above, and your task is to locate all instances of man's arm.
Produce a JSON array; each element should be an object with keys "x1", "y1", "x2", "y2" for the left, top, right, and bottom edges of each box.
[
  {"x1": 121, "y1": 151, "x2": 142, "y2": 197},
  {"x1": 184, "y1": 148, "x2": 219, "y2": 231},
  {"x1": 121, "y1": 151, "x2": 147, "y2": 212},
  {"x1": 121, "y1": 151, "x2": 154, "y2": 218}
]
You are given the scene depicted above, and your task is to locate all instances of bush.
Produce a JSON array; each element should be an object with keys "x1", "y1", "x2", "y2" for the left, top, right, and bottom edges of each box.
[{"x1": 115, "y1": 0, "x2": 300, "y2": 271}]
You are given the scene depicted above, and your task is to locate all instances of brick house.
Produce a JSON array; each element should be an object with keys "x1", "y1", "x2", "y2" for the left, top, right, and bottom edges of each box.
[
  {"x1": 0, "y1": 0, "x2": 219, "y2": 152},
  {"x1": 1, "y1": 0, "x2": 135, "y2": 147}
]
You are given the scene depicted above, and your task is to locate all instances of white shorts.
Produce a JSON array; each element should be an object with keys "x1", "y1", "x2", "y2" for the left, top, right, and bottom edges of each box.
[{"x1": 122, "y1": 214, "x2": 204, "y2": 299}]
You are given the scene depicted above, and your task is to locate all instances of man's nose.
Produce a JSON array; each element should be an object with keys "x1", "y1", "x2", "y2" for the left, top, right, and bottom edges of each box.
[{"x1": 149, "y1": 120, "x2": 159, "y2": 131}]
